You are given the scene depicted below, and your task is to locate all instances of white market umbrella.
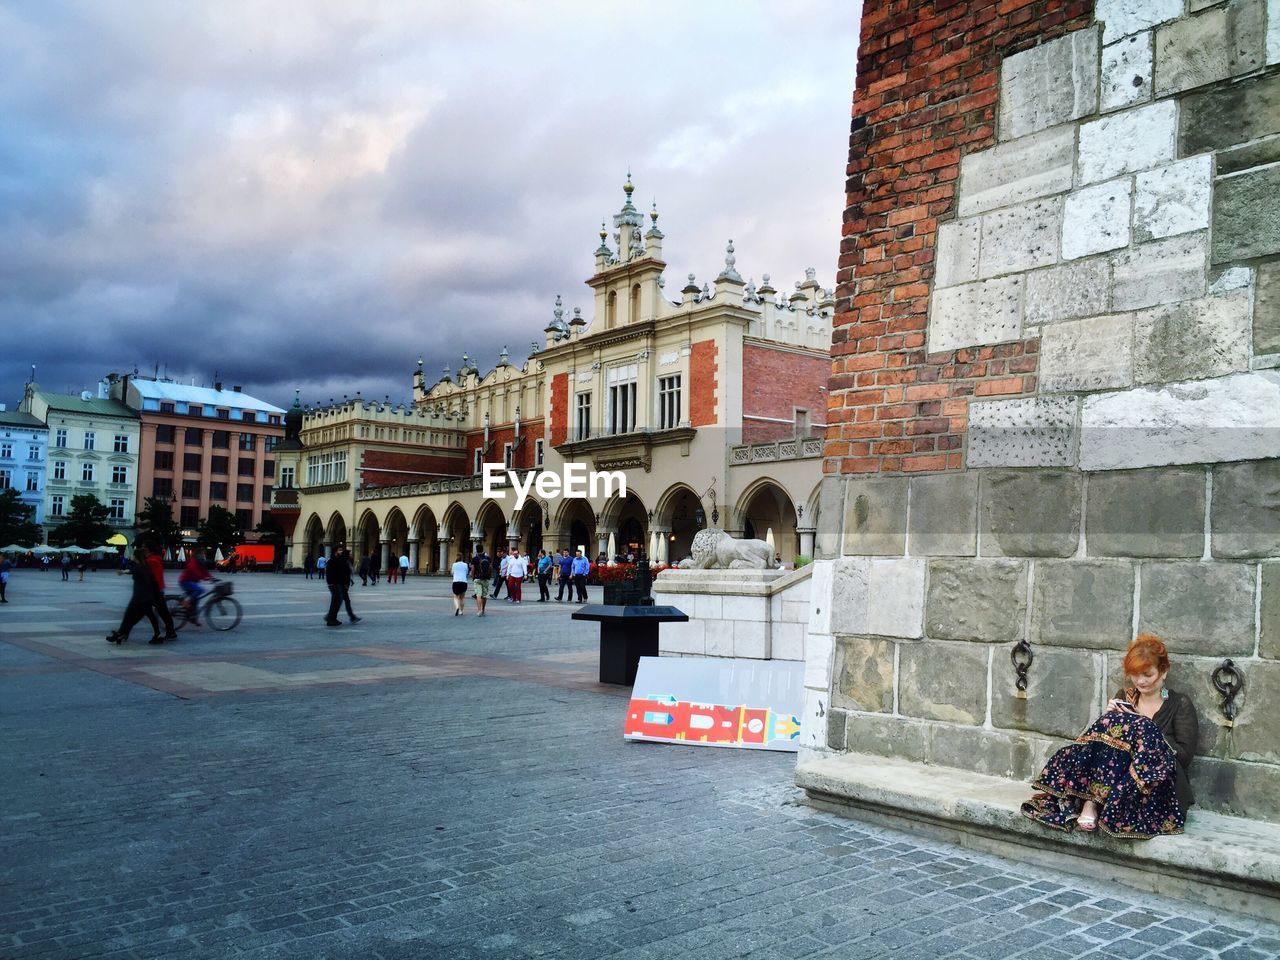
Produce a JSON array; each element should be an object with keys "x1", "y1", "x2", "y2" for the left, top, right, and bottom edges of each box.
[
  {"x1": 61, "y1": 545, "x2": 91, "y2": 555},
  {"x1": 765, "y1": 528, "x2": 775, "y2": 552},
  {"x1": 177, "y1": 548, "x2": 186, "y2": 563},
  {"x1": 649, "y1": 531, "x2": 657, "y2": 559},
  {"x1": 30, "y1": 545, "x2": 58, "y2": 555},
  {"x1": 214, "y1": 548, "x2": 224, "y2": 563},
  {"x1": 0, "y1": 544, "x2": 31, "y2": 553},
  {"x1": 607, "y1": 532, "x2": 616, "y2": 562}
]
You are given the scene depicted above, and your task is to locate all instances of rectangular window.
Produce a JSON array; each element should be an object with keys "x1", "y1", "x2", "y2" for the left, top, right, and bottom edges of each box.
[
  {"x1": 113, "y1": 434, "x2": 128, "y2": 453},
  {"x1": 181, "y1": 479, "x2": 200, "y2": 498},
  {"x1": 53, "y1": 460, "x2": 66, "y2": 481},
  {"x1": 81, "y1": 462, "x2": 94, "y2": 482},
  {"x1": 262, "y1": 459, "x2": 274, "y2": 477},
  {"x1": 50, "y1": 494, "x2": 65, "y2": 517},
  {"x1": 83, "y1": 431, "x2": 95, "y2": 451},
  {"x1": 185, "y1": 427, "x2": 203, "y2": 444},
  {"x1": 238, "y1": 460, "x2": 255, "y2": 477},
  {"x1": 25, "y1": 471, "x2": 38, "y2": 492},
  {"x1": 239, "y1": 432, "x2": 255, "y2": 451},
  {"x1": 0, "y1": 442, "x2": 10, "y2": 458},
  {"x1": 152, "y1": 478, "x2": 172, "y2": 498},
  {"x1": 503, "y1": 442, "x2": 514, "y2": 469},
  {"x1": 241, "y1": 410, "x2": 255, "y2": 421},
  {"x1": 216, "y1": 408, "x2": 230, "y2": 420},
  {"x1": 236, "y1": 483, "x2": 253, "y2": 502},
  {"x1": 184, "y1": 452, "x2": 202, "y2": 471},
  {"x1": 794, "y1": 407, "x2": 810, "y2": 438},
  {"x1": 535, "y1": 438, "x2": 544, "y2": 467},
  {"x1": 211, "y1": 456, "x2": 228, "y2": 474},
  {"x1": 0, "y1": 469, "x2": 10, "y2": 489},
  {"x1": 27, "y1": 445, "x2": 39, "y2": 461},
  {"x1": 159, "y1": 402, "x2": 175, "y2": 414},
  {"x1": 155, "y1": 424, "x2": 175, "y2": 443},
  {"x1": 264, "y1": 435, "x2": 279, "y2": 452},
  {"x1": 658, "y1": 374, "x2": 682, "y2": 430},
  {"x1": 607, "y1": 364, "x2": 638, "y2": 435},
  {"x1": 111, "y1": 465, "x2": 128, "y2": 484},
  {"x1": 575, "y1": 392, "x2": 592, "y2": 441},
  {"x1": 212, "y1": 430, "x2": 230, "y2": 448},
  {"x1": 280, "y1": 466, "x2": 295, "y2": 489},
  {"x1": 268, "y1": 415, "x2": 280, "y2": 425},
  {"x1": 188, "y1": 406, "x2": 205, "y2": 417},
  {"x1": 108, "y1": 498, "x2": 127, "y2": 520},
  {"x1": 54, "y1": 428, "x2": 67, "y2": 448},
  {"x1": 236, "y1": 508, "x2": 253, "y2": 529},
  {"x1": 261, "y1": 483, "x2": 272, "y2": 502},
  {"x1": 304, "y1": 451, "x2": 347, "y2": 486},
  {"x1": 180, "y1": 506, "x2": 199, "y2": 528},
  {"x1": 154, "y1": 451, "x2": 173, "y2": 470},
  {"x1": 209, "y1": 481, "x2": 228, "y2": 501}
]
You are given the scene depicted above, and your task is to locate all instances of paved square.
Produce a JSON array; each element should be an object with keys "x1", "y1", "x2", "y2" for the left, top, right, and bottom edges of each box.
[{"x1": 1, "y1": 570, "x2": 1277, "y2": 958}]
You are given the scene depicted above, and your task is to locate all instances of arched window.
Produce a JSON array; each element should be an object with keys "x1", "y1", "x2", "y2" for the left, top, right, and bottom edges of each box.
[
  {"x1": 630, "y1": 284, "x2": 641, "y2": 324},
  {"x1": 606, "y1": 291, "x2": 617, "y2": 328}
]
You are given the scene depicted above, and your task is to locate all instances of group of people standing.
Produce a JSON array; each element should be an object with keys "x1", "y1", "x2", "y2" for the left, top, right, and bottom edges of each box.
[
  {"x1": 106, "y1": 545, "x2": 215, "y2": 645},
  {"x1": 303, "y1": 551, "x2": 411, "y2": 585},
  {"x1": 449, "y1": 547, "x2": 593, "y2": 615}
]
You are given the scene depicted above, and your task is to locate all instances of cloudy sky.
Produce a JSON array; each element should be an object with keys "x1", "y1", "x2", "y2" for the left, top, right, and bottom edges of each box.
[{"x1": 0, "y1": 1, "x2": 861, "y2": 411}]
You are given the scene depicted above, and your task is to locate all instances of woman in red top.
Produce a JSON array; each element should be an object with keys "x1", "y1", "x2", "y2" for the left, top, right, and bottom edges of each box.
[
  {"x1": 178, "y1": 549, "x2": 215, "y2": 624},
  {"x1": 145, "y1": 547, "x2": 178, "y2": 640}
]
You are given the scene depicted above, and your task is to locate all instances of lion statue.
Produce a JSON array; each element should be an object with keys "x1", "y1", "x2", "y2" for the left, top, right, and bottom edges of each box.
[{"x1": 677, "y1": 528, "x2": 779, "y2": 570}]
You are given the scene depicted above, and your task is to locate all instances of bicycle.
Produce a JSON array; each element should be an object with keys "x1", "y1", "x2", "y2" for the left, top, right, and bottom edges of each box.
[{"x1": 165, "y1": 580, "x2": 243, "y2": 632}]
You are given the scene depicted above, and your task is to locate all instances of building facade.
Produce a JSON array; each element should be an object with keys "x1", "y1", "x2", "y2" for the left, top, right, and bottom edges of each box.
[
  {"x1": 20, "y1": 384, "x2": 140, "y2": 544},
  {"x1": 0, "y1": 408, "x2": 48, "y2": 528},
  {"x1": 106, "y1": 374, "x2": 286, "y2": 538},
  {"x1": 278, "y1": 179, "x2": 835, "y2": 572}
]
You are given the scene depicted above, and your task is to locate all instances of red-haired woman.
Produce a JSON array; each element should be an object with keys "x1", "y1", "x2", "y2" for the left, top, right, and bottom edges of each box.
[{"x1": 1022, "y1": 634, "x2": 1199, "y2": 838}]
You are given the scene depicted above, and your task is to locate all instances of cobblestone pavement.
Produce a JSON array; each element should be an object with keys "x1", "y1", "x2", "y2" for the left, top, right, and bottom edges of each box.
[{"x1": 2, "y1": 571, "x2": 1278, "y2": 959}]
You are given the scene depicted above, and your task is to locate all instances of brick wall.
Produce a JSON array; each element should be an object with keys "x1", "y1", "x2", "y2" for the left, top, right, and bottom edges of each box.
[
  {"x1": 827, "y1": 0, "x2": 1093, "y2": 474},
  {"x1": 463, "y1": 419, "x2": 545, "y2": 471},
  {"x1": 689, "y1": 339, "x2": 719, "y2": 428},
  {"x1": 362, "y1": 448, "x2": 465, "y2": 486},
  {"x1": 742, "y1": 343, "x2": 829, "y2": 443},
  {"x1": 550, "y1": 373, "x2": 568, "y2": 447}
]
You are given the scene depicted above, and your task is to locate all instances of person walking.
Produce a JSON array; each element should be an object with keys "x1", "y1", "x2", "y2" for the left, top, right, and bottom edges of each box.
[
  {"x1": 505, "y1": 548, "x2": 526, "y2": 604},
  {"x1": 358, "y1": 552, "x2": 370, "y2": 587},
  {"x1": 145, "y1": 545, "x2": 179, "y2": 640},
  {"x1": 399, "y1": 552, "x2": 410, "y2": 583},
  {"x1": 76, "y1": 559, "x2": 87, "y2": 582},
  {"x1": 303, "y1": 553, "x2": 314, "y2": 580},
  {"x1": 536, "y1": 550, "x2": 552, "y2": 602},
  {"x1": 0, "y1": 555, "x2": 12, "y2": 602},
  {"x1": 387, "y1": 554, "x2": 398, "y2": 585},
  {"x1": 60, "y1": 554, "x2": 71, "y2": 581},
  {"x1": 106, "y1": 546, "x2": 163, "y2": 645},
  {"x1": 450, "y1": 553, "x2": 469, "y2": 615},
  {"x1": 316, "y1": 552, "x2": 327, "y2": 585},
  {"x1": 557, "y1": 549, "x2": 572, "y2": 601},
  {"x1": 369, "y1": 550, "x2": 381, "y2": 585},
  {"x1": 324, "y1": 546, "x2": 360, "y2": 625},
  {"x1": 470, "y1": 548, "x2": 491, "y2": 616},
  {"x1": 492, "y1": 549, "x2": 508, "y2": 600},
  {"x1": 571, "y1": 549, "x2": 590, "y2": 603}
]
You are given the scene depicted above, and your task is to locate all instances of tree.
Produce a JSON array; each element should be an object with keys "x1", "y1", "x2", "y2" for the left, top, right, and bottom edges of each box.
[
  {"x1": 136, "y1": 497, "x2": 180, "y2": 551},
  {"x1": 0, "y1": 489, "x2": 42, "y2": 546},
  {"x1": 197, "y1": 505, "x2": 243, "y2": 556},
  {"x1": 50, "y1": 494, "x2": 113, "y2": 548}
]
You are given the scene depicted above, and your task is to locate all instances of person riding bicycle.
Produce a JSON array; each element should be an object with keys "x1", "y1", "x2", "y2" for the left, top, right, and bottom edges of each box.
[{"x1": 178, "y1": 548, "x2": 215, "y2": 623}]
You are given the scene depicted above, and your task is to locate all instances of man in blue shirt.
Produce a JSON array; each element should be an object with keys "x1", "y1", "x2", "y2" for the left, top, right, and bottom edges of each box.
[
  {"x1": 535, "y1": 550, "x2": 554, "y2": 602},
  {"x1": 570, "y1": 549, "x2": 591, "y2": 603},
  {"x1": 556, "y1": 548, "x2": 573, "y2": 601}
]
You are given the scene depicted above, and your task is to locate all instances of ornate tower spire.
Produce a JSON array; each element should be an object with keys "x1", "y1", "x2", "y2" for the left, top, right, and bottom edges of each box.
[{"x1": 717, "y1": 239, "x2": 743, "y2": 283}]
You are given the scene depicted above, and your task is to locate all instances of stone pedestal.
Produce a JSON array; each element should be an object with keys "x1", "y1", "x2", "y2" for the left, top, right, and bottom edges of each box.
[{"x1": 653, "y1": 567, "x2": 812, "y2": 661}]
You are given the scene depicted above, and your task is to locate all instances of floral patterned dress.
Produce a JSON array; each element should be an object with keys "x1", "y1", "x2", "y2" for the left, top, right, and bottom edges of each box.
[{"x1": 1021, "y1": 701, "x2": 1184, "y2": 839}]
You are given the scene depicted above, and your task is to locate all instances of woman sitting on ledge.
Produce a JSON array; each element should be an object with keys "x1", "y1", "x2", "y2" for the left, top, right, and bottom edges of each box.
[{"x1": 1022, "y1": 634, "x2": 1198, "y2": 839}]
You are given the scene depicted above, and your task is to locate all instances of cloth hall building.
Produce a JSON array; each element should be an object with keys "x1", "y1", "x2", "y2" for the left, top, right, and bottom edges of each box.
[{"x1": 274, "y1": 180, "x2": 835, "y2": 573}]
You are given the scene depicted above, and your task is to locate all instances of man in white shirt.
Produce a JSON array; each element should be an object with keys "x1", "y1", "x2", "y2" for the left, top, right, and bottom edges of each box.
[
  {"x1": 450, "y1": 553, "x2": 469, "y2": 615},
  {"x1": 496, "y1": 551, "x2": 510, "y2": 600},
  {"x1": 398, "y1": 553, "x2": 410, "y2": 583},
  {"x1": 505, "y1": 549, "x2": 526, "y2": 604}
]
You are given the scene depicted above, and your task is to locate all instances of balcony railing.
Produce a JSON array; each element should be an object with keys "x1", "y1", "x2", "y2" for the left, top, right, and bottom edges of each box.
[
  {"x1": 729, "y1": 437, "x2": 824, "y2": 465},
  {"x1": 355, "y1": 471, "x2": 524, "y2": 501}
]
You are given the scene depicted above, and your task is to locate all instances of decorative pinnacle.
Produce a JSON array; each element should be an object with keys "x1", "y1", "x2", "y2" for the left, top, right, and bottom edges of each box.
[
  {"x1": 417, "y1": 355, "x2": 423, "y2": 368},
  {"x1": 499, "y1": 345, "x2": 509, "y2": 364},
  {"x1": 717, "y1": 239, "x2": 742, "y2": 282},
  {"x1": 292, "y1": 389, "x2": 301, "y2": 409},
  {"x1": 650, "y1": 201, "x2": 658, "y2": 223},
  {"x1": 623, "y1": 168, "x2": 634, "y2": 197},
  {"x1": 553, "y1": 294, "x2": 564, "y2": 323},
  {"x1": 599, "y1": 221, "x2": 607, "y2": 240}
]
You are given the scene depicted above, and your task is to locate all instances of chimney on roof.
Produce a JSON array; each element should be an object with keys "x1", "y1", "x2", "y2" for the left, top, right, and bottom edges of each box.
[
  {"x1": 233, "y1": 385, "x2": 242, "y2": 392},
  {"x1": 214, "y1": 381, "x2": 223, "y2": 392}
]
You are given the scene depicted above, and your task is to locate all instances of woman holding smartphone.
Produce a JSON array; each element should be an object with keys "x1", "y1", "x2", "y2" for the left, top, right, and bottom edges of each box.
[{"x1": 1022, "y1": 634, "x2": 1198, "y2": 838}]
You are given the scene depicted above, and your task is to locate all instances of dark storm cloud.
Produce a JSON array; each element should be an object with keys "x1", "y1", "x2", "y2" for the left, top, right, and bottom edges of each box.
[{"x1": 0, "y1": 0, "x2": 860, "y2": 412}]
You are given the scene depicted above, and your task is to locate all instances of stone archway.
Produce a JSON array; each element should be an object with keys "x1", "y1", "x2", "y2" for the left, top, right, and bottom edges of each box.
[
  {"x1": 355, "y1": 510, "x2": 381, "y2": 570},
  {"x1": 303, "y1": 514, "x2": 325, "y2": 560},
  {"x1": 440, "y1": 502, "x2": 470, "y2": 571},
  {"x1": 734, "y1": 478, "x2": 800, "y2": 563},
  {"x1": 475, "y1": 499, "x2": 509, "y2": 556},
  {"x1": 325, "y1": 512, "x2": 348, "y2": 554},
  {"x1": 654, "y1": 483, "x2": 703, "y2": 565},
  {"x1": 384, "y1": 508, "x2": 409, "y2": 572},
  {"x1": 412, "y1": 504, "x2": 439, "y2": 574},
  {"x1": 556, "y1": 498, "x2": 596, "y2": 560},
  {"x1": 517, "y1": 500, "x2": 545, "y2": 557},
  {"x1": 601, "y1": 491, "x2": 648, "y2": 560}
]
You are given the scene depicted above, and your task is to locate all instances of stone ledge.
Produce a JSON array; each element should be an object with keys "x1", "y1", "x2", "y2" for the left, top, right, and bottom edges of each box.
[
  {"x1": 654, "y1": 565, "x2": 811, "y2": 598},
  {"x1": 796, "y1": 751, "x2": 1280, "y2": 922}
]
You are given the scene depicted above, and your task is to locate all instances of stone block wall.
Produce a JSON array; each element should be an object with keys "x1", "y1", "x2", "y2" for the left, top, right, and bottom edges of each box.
[
  {"x1": 811, "y1": 0, "x2": 1280, "y2": 823},
  {"x1": 655, "y1": 568, "x2": 811, "y2": 661}
]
